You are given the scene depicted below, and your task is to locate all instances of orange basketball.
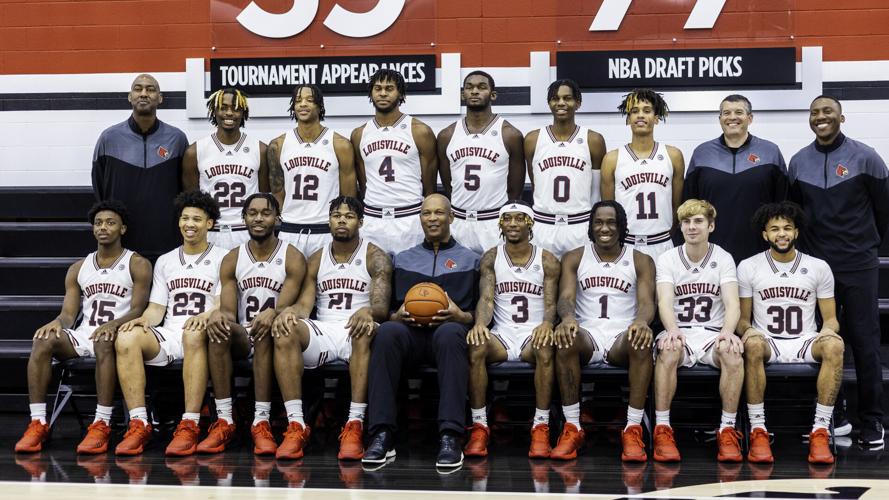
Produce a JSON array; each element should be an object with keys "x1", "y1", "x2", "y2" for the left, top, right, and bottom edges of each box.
[{"x1": 404, "y1": 282, "x2": 449, "y2": 326}]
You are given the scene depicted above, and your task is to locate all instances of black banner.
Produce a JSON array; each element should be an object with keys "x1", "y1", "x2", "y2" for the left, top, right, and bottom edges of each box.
[
  {"x1": 210, "y1": 55, "x2": 436, "y2": 96},
  {"x1": 557, "y1": 48, "x2": 796, "y2": 90}
]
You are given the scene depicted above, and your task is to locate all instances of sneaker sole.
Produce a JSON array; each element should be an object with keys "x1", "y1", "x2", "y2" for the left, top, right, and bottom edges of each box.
[
  {"x1": 361, "y1": 449, "x2": 396, "y2": 464},
  {"x1": 833, "y1": 422, "x2": 852, "y2": 437},
  {"x1": 435, "y1": 452, "x2": 464, "y2": 468}
]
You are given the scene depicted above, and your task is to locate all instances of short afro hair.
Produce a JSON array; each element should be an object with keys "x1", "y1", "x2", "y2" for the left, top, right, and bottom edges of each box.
[
  {"x1": 464, "y1": 70, "x2": 496, "y2": 90},
  {"x1": 752, "y1": 201, "x2": 806, "y2": 234},
  {"x1": 174, "y1": 190, "x2": 220, "y2": 222},
  {"x1": 368, "y1": 69, "x2": 407, "y2": 105},
  {"x1": 589, "y1": 200, "x2": 628, "y2": 245},
  {"x1": 88, "y1": 200, "x2": 129, "y2": 226}
]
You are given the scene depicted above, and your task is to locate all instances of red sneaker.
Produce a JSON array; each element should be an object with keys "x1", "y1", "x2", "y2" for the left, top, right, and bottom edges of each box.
[
  {"x1": 165, "y1": 420, "x2": 200, "y2": 457},
  {"x1": 115, "y1": 419, "x2": 152, "y2": 456},
  {"x1": 747, "y1": 428, "x2": 774, "y2": 463},
  {"x1": 77, "y1": 420, "x2": 112, "y2": 455},
  {"x1": 77, "y1": 454, "x2": 110, "y2": 479},
  {"x1": 808, "y1": 428, "x2": 835, "y2": 464},
  {"x1": 464, "y1": 423, "x2": 490, "y2": 457},
  {"x1": 621, "y1": 424, "x2": 648, "y2": 462},
  {"x1": 277, "y1": 459, "x2": 310, "y2": 487},
  {"x1": 251, "y1": 421, "x2": 277, "y2": 456},
  {"x1": 716, "y1": 427, "x2": 743, "y2": 463},
  {"x1": 551, "y1": 423, "x2": 584, "y2": 460},
  {"x1": 528, "y1": 423, "x2": 552, "y2": 458},
  {"x1": 337, "y1": 420, "x2": 364, "y2": 460},
  {"x1": 164, "y1": 456, "x2": 199, "y2": 485},
  {"x1": 276, "y1": 422, "x2": 310, "y2": 460},
  {"x1": 15, "y1": 420, "x2": 50, "y2": 453},
  {"x1": 653, "y1": 424, "x2": 681, "y2": 462},
  {"x1": 196, "y1": 420, "x2": 235, "y2": 454}
]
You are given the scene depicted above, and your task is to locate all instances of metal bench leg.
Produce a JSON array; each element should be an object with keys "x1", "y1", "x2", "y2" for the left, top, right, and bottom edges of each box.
[{"x1": 49, "y1": 370, "x2": 73, "y2": 429}]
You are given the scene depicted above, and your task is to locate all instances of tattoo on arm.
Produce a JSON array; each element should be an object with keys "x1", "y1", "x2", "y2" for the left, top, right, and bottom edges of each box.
[
  {"x1": 474, "y1": 249, "x2": 497, "y2": 326},
  {"x1": 367, "y1": 246, "x2": 393, "y2": 322},
  {"x1": 267, "y1": 139, "x2": 285, "y2": 194}
]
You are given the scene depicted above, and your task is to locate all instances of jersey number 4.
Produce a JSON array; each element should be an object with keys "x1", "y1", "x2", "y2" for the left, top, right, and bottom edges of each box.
[{"x1": 379, "y1": 156, "x2": 396, "y2": 182}]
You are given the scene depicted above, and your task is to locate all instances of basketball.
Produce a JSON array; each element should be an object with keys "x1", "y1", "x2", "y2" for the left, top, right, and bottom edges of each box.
[{"x1": 404, "y1": 282, "x2": 449, "y2": 326}]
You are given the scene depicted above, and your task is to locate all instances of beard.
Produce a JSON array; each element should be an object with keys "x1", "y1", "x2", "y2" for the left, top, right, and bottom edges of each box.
[
  {"x1": 249, "y1": 229, "x2": 274, "y2": 243},
  {"x1": 373, "y1": 100, "x2": 399, "y2": 114},
  {"x1": 465, "y1": 101, "x2": 490, "y2": 112},
  {"x1": 332, "y1": 232, "x2": 355, "y2": 243},
  {"x1": 768, "y1": 238, "x2": 795, "y2": 254}
]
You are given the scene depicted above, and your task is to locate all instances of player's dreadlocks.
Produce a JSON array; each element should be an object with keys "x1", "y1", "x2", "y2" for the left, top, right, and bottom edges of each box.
[
  {"x1": 207, "y1": 88, "x2": 249, "y2": 127},
  {"x1": 618, "y1": 89, "x2": 669, "y2": 121},
  {"x1": 289, "y1": 84, "x2": 326, "y2": 121}
]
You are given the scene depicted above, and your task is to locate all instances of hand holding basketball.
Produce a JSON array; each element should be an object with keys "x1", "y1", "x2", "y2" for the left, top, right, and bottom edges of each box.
[{"x1": 403, "y1": 282, "x2": 449, "y2": 327}]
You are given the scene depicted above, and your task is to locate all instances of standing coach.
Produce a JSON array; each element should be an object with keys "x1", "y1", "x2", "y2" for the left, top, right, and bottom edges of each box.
[
  {"x1": 789, "y1": 95, "x2": 889, "y2": 446},
  {"x1": 91, "y1": 74, "x2": 188, "y2": 262}
]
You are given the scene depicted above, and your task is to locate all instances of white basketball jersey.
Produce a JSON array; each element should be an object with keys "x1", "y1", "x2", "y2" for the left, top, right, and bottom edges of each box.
[
  {"x1": 575, "y1": 245, "x2": 637, "y2": 325},
  {"x1": 656, "y1": 243, "x2": 737, "y2": 329},
  {"x1": 77, "y1": 250, "x2": 135, "y2": 333},
  {"x1": 615, "y1": 142, "x2": 674, "y2": 236},
  {"x1": 150, "y1": 244, "x2": 227, "y2": 331},
  {"x1": 531, "y1": 125, "x2": 596, "y2": 214},
  {"x1": 359, "y1": 114, "x2": 422, "y2": 207},
  {"x1": 315, "y1": 239, "x2": 372, "y2": 322},
  {"x1": 196, "y1": 132, "x2": 262, "y2": 226},
  {"x1": 446, "y1": 116, "x2": 509, "y2": 210},
  {"x1": 493, "y1": 244, "x2": 545, "y2": 328},
  {"x1": 235, "y1": 240, "x2": 290, "y2": 328},
  {"x1": 738, "y1": 250, "x2": 834, "y2": 338},
  {"x1": 280, "y1": 127, "x2": 341, "y2": 224}
]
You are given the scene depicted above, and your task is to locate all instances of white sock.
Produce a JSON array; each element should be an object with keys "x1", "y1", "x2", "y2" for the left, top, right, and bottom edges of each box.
[
  {"x1": 284, "y1": 399, "x2": 305, "y2": 425},
  {"x1": 625, "y1": 406, "x2": 644, "y2": 430},
  {"x1": 813, "y1": 403, "x2": 833, "y2": 431},
  {"x1": 748, "y1": 403, "x2": 766, "y2": 431},
  {"x1": 719, "y1": 411, "x2": 737, "y2": 431},
  {"x1": 129, "y1": 407, "x2": 148, "y2": 424},
  {"x1": 182, "y1": 412, "x2": 201, "y2": 423},
  {"x1": 655, "y1": 410, "x2": 670, "y2": 427},
  {"x1": 29, "y1": 403, "x2": 47, "y2": 424},
  {"x1": 348, "y1": 402, "x2": 367, "y2": 423},
  {"x1": 94, "y1": 404, "x2": 113, "y2": 424},
  {"x1": 253, "y1": 401, "x2": 271, "y2": 426},
  {"x1": 533, "y1": 408, "x2": 549, "y2": 427},
  {"x1": 562, "y1": 403, "x2": 580, "y2": 428},
  {"x1": 471, "y1": 407, "x2": 488, "y2": 427},
  {"x1": 215, "y1": 398, "x2": 233, "y2": 424}
]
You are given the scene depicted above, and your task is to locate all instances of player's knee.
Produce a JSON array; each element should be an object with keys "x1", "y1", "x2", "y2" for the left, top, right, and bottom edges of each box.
[
  {"x1": 628, "y1": 343, "x2": 652, "y2": 363},
  {"x1": 30, "y1": 335, "x2": 56, "y2": 357},
  {"x1": 555, "y1": 341, "x2": 579, "y2": 361},
  {"x1": 115, "y1": 329, "x2": 141, "y2": 355},
  {"x1": 207, "y1": 337, "x2": 229, "y2": 355},
  {"x1": 93, "y1": 339, "x2": 115, "y2": 359},
  {"x1": 716, "y1": 347, "x2": 742, "y2": 369},
  {"x1": 534, "y1": 345, "x2": 554, "y2": 366},
  {"x1": 743, "y1": 335, "x2": 767, "y2": 361},
  {"x1": 351, "y1": 333, "x2": 371, "y2": 351},
  {"x1": 468, "y1": 342, "x2": 487, "y2": 365},
  {"x1": 819, "y1": 336, "x2": 845, "y2": 363},
  {"x1": 273, "y1": 331, "x2": 297, "y2": 350},
  {"x1": 657, "y1": 346, "x2": 682, "y2": 366},
  {"x1": 182, "y1": 328, "x2": 207, "y2": 351}
]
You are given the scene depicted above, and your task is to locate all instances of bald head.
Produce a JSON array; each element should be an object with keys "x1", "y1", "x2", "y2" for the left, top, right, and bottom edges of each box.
[
  {"x1": 420, "y1": 194, "x2": 454, "y2": 244},
  {"x1": 129, "y1": 73, "x2": 163, "y2": 117}
]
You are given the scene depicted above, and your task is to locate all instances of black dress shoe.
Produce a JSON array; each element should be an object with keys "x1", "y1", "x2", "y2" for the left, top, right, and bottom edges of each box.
[
  {"x1": 362, "y1": 430, "x2": 396, "y2": 464},
  {"x1": 436, "y1": 432, "x2": 464, "y2": 468},
  {"x1": 859, "y1": 420, "x2": 884, "y2": 446}
]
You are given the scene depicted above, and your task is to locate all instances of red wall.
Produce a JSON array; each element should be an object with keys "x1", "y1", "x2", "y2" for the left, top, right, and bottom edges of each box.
[{"x1": 2, "y1": 0, "x2": 889, "y2": 74}]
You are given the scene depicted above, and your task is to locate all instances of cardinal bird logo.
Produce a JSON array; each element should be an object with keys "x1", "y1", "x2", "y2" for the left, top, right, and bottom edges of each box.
[
  {"x1": 748, "y1": 153, "x2": 760, "y2": 164},
  {"x1": 445, "y1": 259, "x2": 457, "y2": 269},
  {"x1": 157, "y1": 146, "x2": 170, "y2": 159},
  {"x1": 836, "y1": 164, "x2": 849, "y2": 177}
]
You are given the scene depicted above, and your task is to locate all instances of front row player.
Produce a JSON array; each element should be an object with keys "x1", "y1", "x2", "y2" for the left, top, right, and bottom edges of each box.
[
  {"x1": 552, "y1": 200, "x2": 656, "y2": 461},
  {"x1": 465, "y1": 201, "x2": 561, "y2": 459},
  {"x1": 198, "y1": 193, "x2": 305, "y2": 455},
  {"x1": 272, "y1": 196, "x2": 392, "y2": 460},
  {"x1": 653, "y1": 199, "x2": 742, "y2": 462},
  {"x1": 738, "y1": 202, "x2": 843, "y2": 464},
  {"x1": 15, "y1": 201, "x2": 152, "y2": 454},
  {"x1": 114, "y1": 191, "x2": 228, "y2": 456}
]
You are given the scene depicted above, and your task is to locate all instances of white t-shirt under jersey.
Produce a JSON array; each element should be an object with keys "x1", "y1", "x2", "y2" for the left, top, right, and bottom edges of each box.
[
  {"x1": 446, "y1": 115, "x2": 509, "y2": 211},
  {"x1": 656, "y1": 243, "x2": 737, "y2": 330},
  {"x1": 279, "y1": 127, "x2": 341, "y2": 225},
  {"x1": 738, "y1": 250, "x2": 834, "y2": 338},
  {"x1": 196, "y1": 132, "x2": 262, "y2": 226},
  {"x1": 359, "y1": 114, "x2": 422, "y2": 208}
]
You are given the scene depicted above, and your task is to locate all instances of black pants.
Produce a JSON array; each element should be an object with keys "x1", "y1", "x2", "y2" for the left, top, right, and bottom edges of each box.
[
  {"x1": 367, "y1": 321, "x2": 469, "y2": 435},
  {"x1": 835, "y1": 269, "x2": 884, "y2": 424}
]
